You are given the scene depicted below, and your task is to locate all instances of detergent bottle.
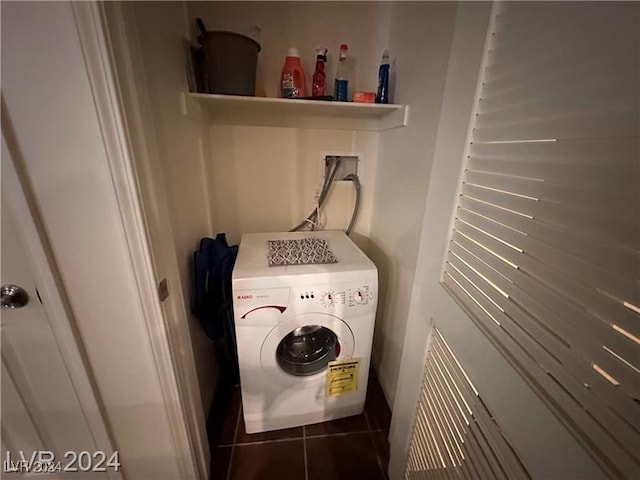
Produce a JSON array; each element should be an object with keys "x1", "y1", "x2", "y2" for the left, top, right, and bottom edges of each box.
[
  {"x1": 376, "y1": 50, "x2": 390, "y2": 104},
  {"x1": 334, "y1": 44, "x2": 349, "y2": 102},
  {"x1": 280, "y1": 48, "x2": 307, "y2": 98}
]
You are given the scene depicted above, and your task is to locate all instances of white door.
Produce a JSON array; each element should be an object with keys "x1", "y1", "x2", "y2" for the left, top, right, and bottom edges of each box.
[{"x1": 1, "y1": 141, "x2": 120, "y2": 479}]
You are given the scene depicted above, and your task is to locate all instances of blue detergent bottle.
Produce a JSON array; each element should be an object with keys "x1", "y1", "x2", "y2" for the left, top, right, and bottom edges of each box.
[{"x1": 376, "y1": 50, "x2": 390, "y2": 104}]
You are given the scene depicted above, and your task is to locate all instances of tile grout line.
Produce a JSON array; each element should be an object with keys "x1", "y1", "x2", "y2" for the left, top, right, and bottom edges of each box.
[
  {"x1": 373, "y1": 435, "x2": 387, "y2": 480},
  {"x1": 364, "y1": 410, "x2": 373, "y2": 431},
  {"x1": 225, "y1": 402, "x2": 243, "y2": 480},
  {"x1": 305, "y1": 428, "x2": 384, "y2": 439},
  {"x1": 303, "y1": 425, "x2": 309, "y2": 480},
  {"x1": 227, "y1": 437, "x2": 302, "y2": 447},
  {"x1": 365, "y1": 407, "x2": 387, "y2": 480},
  {"x1": 221, "y1": 427, "x2": 387, "y2": 448},
  {"x1": 370, "y1": 424, "x2": 388, "y2": 479}
]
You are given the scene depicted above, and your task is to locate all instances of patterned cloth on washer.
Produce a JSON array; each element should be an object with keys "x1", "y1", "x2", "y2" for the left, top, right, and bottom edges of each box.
[{"x1": 267, "y1": 238, "x2": 338, "y2": 266}]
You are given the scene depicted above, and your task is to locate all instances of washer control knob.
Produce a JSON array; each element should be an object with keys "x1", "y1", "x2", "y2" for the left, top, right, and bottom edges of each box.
[
  {"x1": 321, "y1": 292, "x2": 336, "y2": 307},
  {"x1": 352, "y1": 287, "x2": 371, "y2": 305}
]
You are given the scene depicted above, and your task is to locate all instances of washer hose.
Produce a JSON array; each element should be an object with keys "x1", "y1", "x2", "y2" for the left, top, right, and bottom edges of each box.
[
  {"x1": 344, "y1": 173, "x2": 361, "y2": 236},
  {"x1": 290, "y1": 161, "x2": 361, "y2": 236},
  {"x1": 290, "y1": 159, "x2": 341, "y2": 232}
]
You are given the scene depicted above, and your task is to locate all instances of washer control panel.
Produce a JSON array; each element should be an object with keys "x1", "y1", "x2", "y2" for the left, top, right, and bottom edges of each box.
[{"x1": 297, "y1": 285, "x2": 375, "y2": 308}]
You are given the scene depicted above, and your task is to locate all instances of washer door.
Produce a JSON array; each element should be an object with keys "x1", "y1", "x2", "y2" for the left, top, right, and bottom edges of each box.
[
  {"x1": 261, "y1": 313, "x2": 354, "y2": 386},
  {"x1": 276, "y1": 326, "x2": 338, "y2": 376}
]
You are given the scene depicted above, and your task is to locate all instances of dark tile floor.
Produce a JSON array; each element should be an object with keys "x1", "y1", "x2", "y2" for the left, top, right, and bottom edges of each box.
[{"x1": 210, "y1": 371, "x2": 391, "y2": 480}]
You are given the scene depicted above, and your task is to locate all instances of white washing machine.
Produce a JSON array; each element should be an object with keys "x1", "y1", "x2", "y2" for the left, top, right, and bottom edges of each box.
[{"x1": 232, "y1": 230, "x2": 378, "y2": 433}]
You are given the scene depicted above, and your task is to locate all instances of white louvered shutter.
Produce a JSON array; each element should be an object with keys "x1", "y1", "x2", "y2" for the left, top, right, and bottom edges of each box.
[
  {"x1": 442, "y1": 2, "x2": 640, "y2": 478},
  {"x1": 405, "y1": 328, "x2": 531, "y2": 480}
]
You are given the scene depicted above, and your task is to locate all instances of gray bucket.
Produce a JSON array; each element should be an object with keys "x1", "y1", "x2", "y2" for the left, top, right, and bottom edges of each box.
[{"x1": 198, "y1": 31, "x2": 261, "y2": 96}]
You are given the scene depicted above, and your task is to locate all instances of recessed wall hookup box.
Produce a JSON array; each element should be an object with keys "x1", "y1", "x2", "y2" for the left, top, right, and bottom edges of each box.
[{"x1": 323, "y1": 154, "x2": 359, "y2": 181}]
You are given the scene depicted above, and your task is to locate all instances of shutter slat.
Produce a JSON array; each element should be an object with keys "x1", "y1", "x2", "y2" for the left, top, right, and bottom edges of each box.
[
  {"x1": 442, "y1": 276, "x2": 640, "y2": 475},
  {"x1": 424, "y1": 375, "x2": 488, "y2": 480},
  {"x1": 417, "y1": 403, "x2": 441, "y2": 469},
  {"x1": 415, "y1": 408, "x2": 440, "y2": 469},
  {"x1": 428, "y1": 348, "x2": 498, "y2": 480},
  {"x1": 424, "y1": 371, "x2": 487, "y2": 480},
  {"x1": 466, "y1": 419, "x2": 507, "y2": 480},
  {"x1": 447, "y1": 256, "x2": 571, "y2": 362},
  {"x1": 480, "y1": 67, "x2": 635, "y2": 122},
  {"x1": 447, "y1": 251, "x2": 640, "y2": 408},
  {"x1": 424, "y1": 370, "x2": 466, "y2": 444},
  {"x1": 468, "y1": 138, "x2": 639, "y2": 195},
  {"x1": 432, "y1": 339, "x2": 522, "y2": 480},
  {"x1": 444, "y1": 262, "x2": 637, "y2": 426},
  {"x1": 457, "y1": 199, "x2": 640, "y2": 312},
  {"x1": 454, "y1": 216, "x2": 640, "y2": 328},
  {"x1": 478, "y1": 4, "x2": 638, "y2": 141},
  {"x1": 450, "y1": 236, "x2": 640, "y2": 368},
  {"x1": 420, "y1": 387, "x2": 465, "y2": 472},
  {"x1": 488, "y1": 3, "x2": 638, "y2": 77},
  {"x1": 422, "y1": 381, "x2": 467, "y2": 472},
  {"x1": 452, "y1": 226, "x2": 640, "y2": 348},
  {"x1": 420, "y1": 387, "x2": 462, "y2": 471},
  {"x1": 464, "y1": 169, "x2": 637, "y2": 223},
  {"x1": 461, "y1": 183, "x2": 638, "y2": 247},
  {"x1": 459, "y1": 195, "x2": 639, "y2": 282},
  {"x1": 420, "y1": 401, "x2": 454, "y2": 473},
  {"x1": 431, "y1": 348, "x2": 492, "y2": 476},
  {"x1": 423, "y1": 375, "x2": 467, "y2": 457},
  {"x1": 405, "y1": 326, "x2": 545, "y2": 479},
  {"x1": 457, "y1": 198, "x2": 637, "y2": 296},
  {"x1": 473, "y1": 103, "x2": 636, "y2": 143}
]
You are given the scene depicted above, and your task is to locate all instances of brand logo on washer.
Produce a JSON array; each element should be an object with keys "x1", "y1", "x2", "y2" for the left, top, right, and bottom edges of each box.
[{"x1": 237, "y1": 294, "x2": 253, "y2": 300}]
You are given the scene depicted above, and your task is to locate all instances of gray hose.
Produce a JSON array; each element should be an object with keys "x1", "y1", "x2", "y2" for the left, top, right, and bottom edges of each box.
[
  {"x1": 344, "y1": 173, "x2": 361, "y2": 236},
  {"x1": 290, "y1": 159, "x2": 341, "y2": 232}
]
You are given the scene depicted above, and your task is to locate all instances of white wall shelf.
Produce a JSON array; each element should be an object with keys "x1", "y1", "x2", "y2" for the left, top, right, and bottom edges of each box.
[{"x1": 181, "y1": 93, "x2": 409, "y2": 131}]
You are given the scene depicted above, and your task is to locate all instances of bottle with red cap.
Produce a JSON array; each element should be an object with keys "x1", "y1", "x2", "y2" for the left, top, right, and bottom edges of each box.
[{"x1": 334, "y1": 44, "x2": 349, "y2": 102}]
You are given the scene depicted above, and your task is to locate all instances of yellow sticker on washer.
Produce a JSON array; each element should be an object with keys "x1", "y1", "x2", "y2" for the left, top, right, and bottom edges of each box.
[{"x1": 326, "y1": 358, "x2": 360, "y2": 396}]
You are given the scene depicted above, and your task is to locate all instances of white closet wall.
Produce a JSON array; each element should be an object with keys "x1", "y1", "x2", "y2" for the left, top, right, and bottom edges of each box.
[
  {"x1": 113, "y1": 1, "x2": 219, "y2": 414},
  {"x1": 369, "y1": 2, "x2": 458, "y2": 406}
]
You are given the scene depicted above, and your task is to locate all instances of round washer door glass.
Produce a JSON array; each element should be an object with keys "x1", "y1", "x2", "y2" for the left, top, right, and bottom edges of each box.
[{"x1": 276, "y1": 325, "x2": 339, "y2": 376}]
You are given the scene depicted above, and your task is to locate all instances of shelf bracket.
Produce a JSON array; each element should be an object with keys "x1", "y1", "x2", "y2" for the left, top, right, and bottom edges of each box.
[
  {"x1": 378, "y1": 105, "x2": 410, "y2": 131},
  {"x1": 180, "y1": 92, "x2": 209, "y2": 122}
]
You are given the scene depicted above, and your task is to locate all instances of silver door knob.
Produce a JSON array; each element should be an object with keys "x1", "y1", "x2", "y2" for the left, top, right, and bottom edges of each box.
[{"x1": 1, "y1": 284, "x2": 29, "y2": 309}]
